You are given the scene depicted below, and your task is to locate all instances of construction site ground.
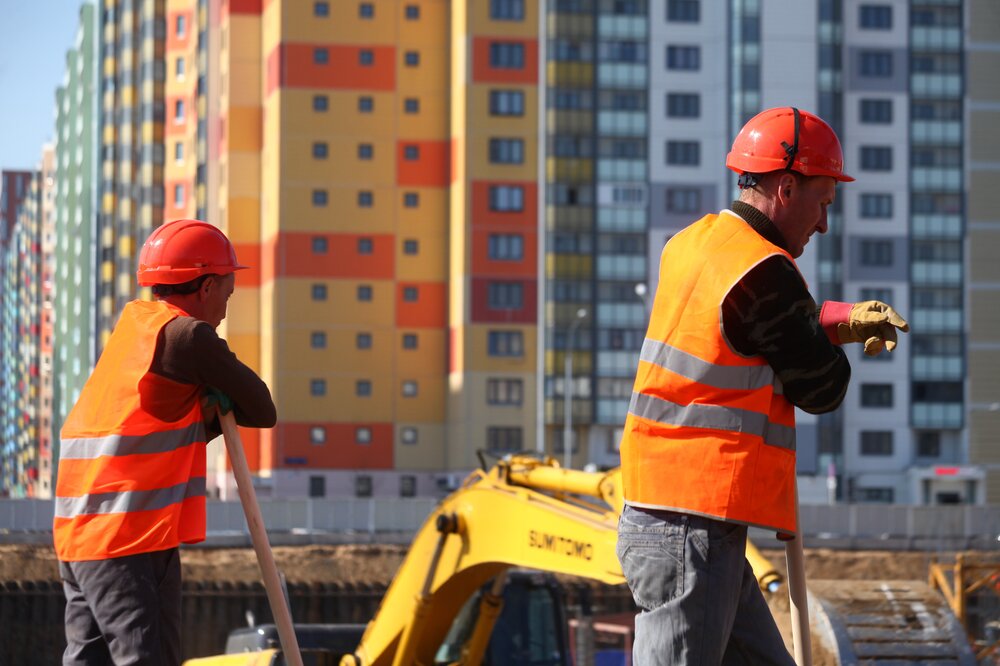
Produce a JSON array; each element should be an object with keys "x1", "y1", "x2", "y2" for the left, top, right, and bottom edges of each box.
[{"x1": 3, "y1": 544, "x2": 991, "y2": 665}]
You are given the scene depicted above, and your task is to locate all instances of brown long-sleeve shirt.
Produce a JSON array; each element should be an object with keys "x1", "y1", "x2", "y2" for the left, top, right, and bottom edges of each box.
[{"x1": 150, "y1": 315, "x2": 276, "y2": 436}]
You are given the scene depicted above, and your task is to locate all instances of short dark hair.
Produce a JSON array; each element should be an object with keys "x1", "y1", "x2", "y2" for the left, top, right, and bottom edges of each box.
[{"x1": 151, "y1": 274, "x2": 215, "y2": 297}]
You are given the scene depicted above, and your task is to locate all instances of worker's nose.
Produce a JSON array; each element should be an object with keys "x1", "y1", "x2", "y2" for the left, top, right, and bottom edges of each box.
[{"x1": 817, "y1": 212, "x2": 829, "y2": 234}]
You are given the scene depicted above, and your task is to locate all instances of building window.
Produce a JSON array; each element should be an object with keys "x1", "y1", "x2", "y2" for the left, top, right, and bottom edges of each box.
[
  {"x1": 309, "y1": 476, "x2": 326, "y2": 497},
  {"x1": 173, "y1": 184, "x2": 185, "y2": 207},
  {"x1": 401, "y1": 427, "x2": 418, "y2": 445},
  {"x1": 403, "y1": 286, "x2": 419, "y2": 302},
  {"x1": 860, "y1": 146, "x2": 892, "y2": 171},
  {"x1": 666, "y1": 187, "x2": 701, "y2": 213},
  {"x1": 176, "y1": 14, "x2": 186, "y2": 36},
  {"x1": 489, "y1": 138, "x2": 525, "y2": 164},
  {"x1": 314, "y1": 48, "x2": 329, "y2": 65},
  {"x1": 310, "y1": 379, "x2": 327, "y2": 396},
  {"x1": 405, "y1": 5, "x2": 420, "y2": 20},
  {"x1": 358, "y1": 96, "x2": 374, "y2": 112},
  {"x1": 403, "y1": 333, "x2": 418, "y2": 349},
  {"x1": 491, "y1": 0, "x2": 524, "y2": 20},
  {"x1": 404, "y1": 51, "x2": 420, "y2": 67},
  {"x1": 488, "y1": 282, "x2": 524, "y2": 309},
  {"x1": 666, "y1": 140, "x2": 700, "y2": 166},
  {"x1": 402, "y1": 381, "x2": 418, "y2": 397},
  {"x1": 487, "y1": 427, "x2": 523, "y2": 453},
  {"x1": 313, "y1": 95, "x2": 329, "y2": 111},
  {"x1": 358, "y1": 144, "x2": 373, "y2": 159},
  {"x1": 490, "y1": 90, "x2": 525, "y2": 116},
  {"x1": 404, "y1": 192, "x2": 419, "y2": 208},
  {"x1": 403, "y1": 239, "x2": 419, "y2": 255},
  {"x1": 356, "y1": 380, "x2": 372, "y2": 397},
  {"x1": 311, "y1": 284, "x2": 328, "y2": 301},
  {"x1": 355, "y1": 475, "x2": 373, "y2": 497},
  {"x1": 358, "y1": 191, "x2": 374, "y2": 207},
  {"x1": 488, "y1": 331, "x2": 524, "y2": 357},
  {"x1": 860, "y1": 240, "x2": 894, "y2": 266},
  {"x1": 490, "y1": 185, "x2": 524, "y2": 212},
  {"x1": 403, "y1": 145, "x2": 420, "y2": 161},
  {"x1": 860, "y1": 194, "x2": 893, "y2": 219},
  {"x1": 666, "y1": 93, "x2": 700, "y2": 118},
  {"x1": 860, "y1": 99, "x2": 892, "y2": 124},
  {"x1": 175, "y1": 99, "x2": 185, "y2": 122},
  {"x1": 311, "y1": 331, "x2": 327, "y2": 349},
  {"x1": 175, "y1": 57, "x2": 185, "y2": 79},
  {"x1": 666, "y1": 45, "x2": 700, "y2": 70},
  {"x1": 312, "y1": 142, "x2": 328, "y2": 159},
  {"x1": 488, "y1": 234, "x2": 524, "y2": 261},
  {"x1": 917, "y1": 432, "x2": 941, "y2": 458},
  {"x1": 312, "y1": 189, "x2": 328, "y2": 206},
  {"x1": 174, "y1": 141, "x2": 184, "y2": 163},
  {"x1": 859, "y1": 4, "x2": 892, "y2": 29},
  {"x1": 667, "y1": 0, "x2": 699, "y2": 22},
  {"x1": 357, "y1": 285, "x2": 373, "y2": 301},
  {"x1": 358, "y1": 237, "x2": 374, "y2": 254},
  {"x1": 861, "y1": 383, "x2": 893, "y2": 407},
  {"x1": 860, "y1": 287, "x2": 892, "y2": 304},
  {"x1": 860, "y1": 431, "x2": 893, "y2": 456},
  {"x1": 359, "y1": 50, "x2": 374, "y2": 66},
  {"x1": 857, "y1": 487, "x2": 894, "y2": 503},
  {"x1": 487, "y1": 378, "x2": 523, "y2": 406},
  {"x1": 404, "y1": 98, "x2": 420, "y2": 114},
  {"x1": 357, "y1": 333, "x2": 372, "y2": 349},
  {"x1": 356, "y1": 428, "x2": 372, "y2": 444},
  {"x1": 310, "y1": 427, "x2": 326, "y2": 445},
  {"x1": 489, "y1": 42, "x2": 525, "y2": 69},
  {"x1": 314, "y1": 2, "x2": 329, "y2": 17},
  {"x1": 400, "y1": 475, "x2": 417, "y2": 497},
  {"x1": 359, "y1": 2, "x2": 374, "y2": 18},
  {"x1": 859, "y1": 50, "x2": 892, "y2": 77}
]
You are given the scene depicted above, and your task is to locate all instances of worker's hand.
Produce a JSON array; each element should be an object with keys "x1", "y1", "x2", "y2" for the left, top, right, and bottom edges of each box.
[
  {"x1": 202, "y1": 387, "x2": 234, "y2": 415},
  {"x1": 837, "y1": 301, "x2": 910, "y2": 356}
]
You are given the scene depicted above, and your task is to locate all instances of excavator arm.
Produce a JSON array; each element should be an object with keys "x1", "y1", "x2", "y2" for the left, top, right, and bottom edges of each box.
[{"x1": 341, "y1": 455, "x2": 780, "y2": 666}]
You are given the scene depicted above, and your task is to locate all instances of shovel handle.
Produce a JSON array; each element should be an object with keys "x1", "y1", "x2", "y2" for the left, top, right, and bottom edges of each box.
[
  {"x1": 785, "y1": 476, "x2": 812, "y2": 666},
  {"x1": 219, "y1": 410, "x2": 304, "y2": 666}
]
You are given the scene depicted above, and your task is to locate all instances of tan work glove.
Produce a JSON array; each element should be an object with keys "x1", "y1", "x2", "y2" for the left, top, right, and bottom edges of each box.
[{"x1": 836, "y1": 301, "x2": 910, "y2": 356}]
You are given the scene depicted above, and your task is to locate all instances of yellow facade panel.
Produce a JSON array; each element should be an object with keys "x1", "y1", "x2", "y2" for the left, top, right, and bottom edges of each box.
[
  {"x1": 469, "y1": 0, "x2": 539, "y2": 36},
  {"x1": 396, "y1": 229, "x2": 447, "y2": 282},
  {"x1": 469, "y1": 138, "x2": 536, "y2": 180},
  {"x1": 467, "y1": 325, "x2": 537, "y2": 373},
  {"x1": 276, "y1": 279, "x2": 396, "y2": 329},
  {"x1": 395, "y1": 377, "x2": 446, "y2": 422},
  {"x1": 280, "y1": 137, "x2": 396, "y2": 186},
  {"x1": 280, "y1": 329, "x2": 395, "y2": 375},
  {"x1": 226, "y1": 286, "x2": 260, "y2": 336},
  {"x1": 227, "y1": 152, "x2": 262, "y2": 199},
  {"x1": 226, "y1": 332, "x2": 261, "y2": 375},
  {"x1": 395, "y1": 330, "x2": 447, "y2": 375},
  {"x1": 395, "y1": 91, "x2": 450, "y2": 140},
  {"x1": 275, "y1": 372, "x2": 394, "y2": 422},
  {"x1": 226, "y1": 197, "x2": 261, "y2": 243},
  {"x1": 394, "y1": 424, "x2": 446, "y2": 470},
  {"x1": 228, "y1": 106, "x2": 263, "y2": 152},
  {"x1": 279, "y1": 185, "x2": 396, "y2": 234}
]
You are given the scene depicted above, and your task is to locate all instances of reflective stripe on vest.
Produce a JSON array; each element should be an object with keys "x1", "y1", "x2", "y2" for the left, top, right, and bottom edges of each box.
[
  {"x1": 54, "y1": 300, "x2": 208, "y2": 561},
  {"x1": 55, "y1": 477, "x2": 207, "y2": 519},
  {"x1": 619, "y1": 211, "x2": 800, "y2": 534}
]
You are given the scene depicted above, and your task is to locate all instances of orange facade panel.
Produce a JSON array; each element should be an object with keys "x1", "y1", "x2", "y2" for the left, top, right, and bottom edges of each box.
[
  {"x1": 266, "y1": 44, "x2": 396, "y2": 95},
  {"x1": 471, "y1": 37, "x2": 538, "y2": 84},
  {"x1": 397, "y1": 140, "x2": 449, "y2": 187},
  {"x1": 278, "y1": 423, "x2": 393, "y2": 469},
  {"x1": 232, "y1": 242, "x2": 262, "y2": 287},
  {"x1": 276, "y1": 232, "x2": 395, "y2": 279},
  {"x1": 470, "y1": 180, "x2": 538, "y2": 228},
  {"x1": 166, "y1": 9, "x2": 194, "y2": 50},
  {"x1": 397, "y1": 282, "x2": 446, "y2": 328}
]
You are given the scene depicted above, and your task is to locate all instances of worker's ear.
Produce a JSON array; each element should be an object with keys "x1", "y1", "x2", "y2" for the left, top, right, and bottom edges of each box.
[
  {"x1": 199, "y1": 275, "x2": 216, "y2": 299},
  {"x1": 777, "y1": 173, "x2": 798, "y2": 205}
]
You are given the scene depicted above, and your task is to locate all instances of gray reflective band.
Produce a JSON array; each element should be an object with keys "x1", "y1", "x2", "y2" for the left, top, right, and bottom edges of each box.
[
  {"x1": 61, "y1": 422, "x2": 206, "y2": 460},
  {"x1": 55, "y1": 478, "x2": 206, "y2": 519},
  {"x1": 629, "y1": 392, "x2": 796, "y2": 451},
  {"x1": 639, "y1": 339, "x2": 776, "y2": 391}
]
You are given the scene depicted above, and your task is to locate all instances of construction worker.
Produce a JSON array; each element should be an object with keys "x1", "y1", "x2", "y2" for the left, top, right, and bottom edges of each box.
[
  {"x1": 617, "y1": 107, "x2": 909, "y2": 665},
  {"x1": 53, "y1": 219, "x2": 276, "y2": 665}
]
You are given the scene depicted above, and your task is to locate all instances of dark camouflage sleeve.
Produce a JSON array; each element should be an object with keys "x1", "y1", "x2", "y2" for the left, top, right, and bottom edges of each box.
[{"x1": 721, "y1": 255, "x2": 851, "y2": 414}]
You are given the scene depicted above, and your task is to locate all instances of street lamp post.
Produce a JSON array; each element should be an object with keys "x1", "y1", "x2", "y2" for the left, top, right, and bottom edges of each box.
[{"x1": 563, "y1": 307, "x2": 587, "y2": 469}]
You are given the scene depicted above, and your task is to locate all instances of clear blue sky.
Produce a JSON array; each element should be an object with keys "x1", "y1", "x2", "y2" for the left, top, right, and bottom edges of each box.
[{"x1": 0, "y1": 2, "x2": 83, "y2": 171}]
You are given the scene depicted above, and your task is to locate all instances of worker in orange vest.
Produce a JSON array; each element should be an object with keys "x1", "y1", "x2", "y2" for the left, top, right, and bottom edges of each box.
[
  {"x1": 54, "y1": 219, "x2": 276, "y2": 665},
  {"x1": 617, "y1": 107, "x2": 909, "y2": 664}
]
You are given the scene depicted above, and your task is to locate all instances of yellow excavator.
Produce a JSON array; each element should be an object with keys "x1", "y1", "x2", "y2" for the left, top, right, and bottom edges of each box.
[{"x1": 185, "y1": 454, "x2": 781, "y2": 665}]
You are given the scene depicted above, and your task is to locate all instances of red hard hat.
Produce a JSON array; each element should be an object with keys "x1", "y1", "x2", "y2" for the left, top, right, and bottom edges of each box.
[
  {"x1": 726, "y1": 107, "x2": 854, "y2": 182},
  {"x1": 137, "y1": 219, "x2": 248, "y2": 286}
]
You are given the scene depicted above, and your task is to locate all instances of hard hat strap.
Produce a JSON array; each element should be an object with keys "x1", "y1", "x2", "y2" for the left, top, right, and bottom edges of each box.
[{"x1": 780, "y1": 106, "x2": 801, "y2": 171}]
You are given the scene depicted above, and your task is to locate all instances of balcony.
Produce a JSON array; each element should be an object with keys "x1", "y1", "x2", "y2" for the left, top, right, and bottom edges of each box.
[
  {"x1": 912, "y1": 214, "x2": 962, "y2": 238},
  {"x1": 910, "y1": 308, "x2": 962, "y2": 332},
  {"x1": 911, "y1": 402, "x2": 963, "y2": 429},
  {"x1": 911, "y1": 354, "x2": 964, "y2": 380}
]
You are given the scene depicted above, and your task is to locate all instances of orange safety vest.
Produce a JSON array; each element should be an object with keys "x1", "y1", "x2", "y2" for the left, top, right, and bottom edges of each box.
[
  {"x1": 620, "y1": 211, "x2": 798, "y2": 534},
  {"x1": 54, "y1": 300, "x2": 208, "y2": 561}
]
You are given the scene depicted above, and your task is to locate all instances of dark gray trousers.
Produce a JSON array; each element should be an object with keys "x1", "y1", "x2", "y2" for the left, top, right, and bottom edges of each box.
[{"x1": 59, "y1": 547, "x2": 181, "y2": 666}]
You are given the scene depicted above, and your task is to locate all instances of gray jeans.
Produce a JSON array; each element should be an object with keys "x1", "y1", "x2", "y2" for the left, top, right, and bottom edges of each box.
[
  {"x1": 617, "y1": 505, "x2": 794, "y2": 666},
  {"x1": 60, "y1": 547, "x2": 181, "y2": 666}
]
